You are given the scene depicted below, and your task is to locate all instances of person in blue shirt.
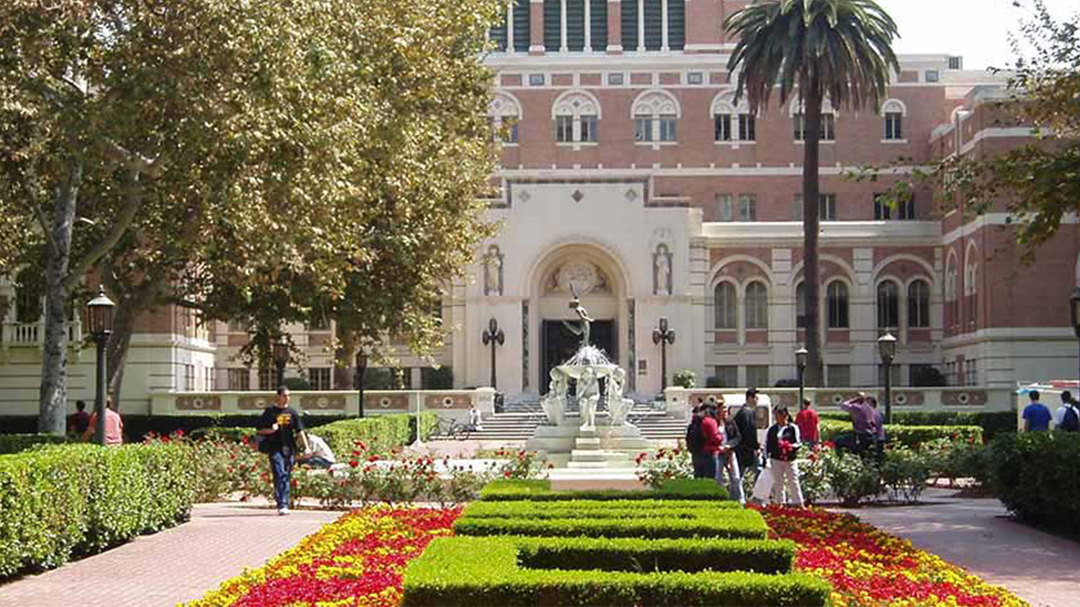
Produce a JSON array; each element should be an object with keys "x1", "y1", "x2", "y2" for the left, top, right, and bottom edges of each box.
[{"x1": 1022, "y1": 390, "x2": 1053, "y2": 432}]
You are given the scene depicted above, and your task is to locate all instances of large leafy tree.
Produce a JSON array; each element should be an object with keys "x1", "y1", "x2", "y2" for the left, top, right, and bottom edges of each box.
[
  {"x1": 1, "y1": 0, "x2": 500, "y2": 429},
  {"x1": 725, "y1": 0, "x2": 899, "y2": 385}
]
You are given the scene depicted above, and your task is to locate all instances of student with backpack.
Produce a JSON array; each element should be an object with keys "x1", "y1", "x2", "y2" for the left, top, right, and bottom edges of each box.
[
  {"x1": 686, "y1": 404, "x2": 710, "y2": 478},
  {"x1": 1054, "y1": 391, "x2": 1080, "y2": 433}
]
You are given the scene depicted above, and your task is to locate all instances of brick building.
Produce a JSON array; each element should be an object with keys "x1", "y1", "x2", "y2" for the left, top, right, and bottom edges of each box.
[{"x1": 1, "y1": 0, "x2": 1076, "y2": 414}]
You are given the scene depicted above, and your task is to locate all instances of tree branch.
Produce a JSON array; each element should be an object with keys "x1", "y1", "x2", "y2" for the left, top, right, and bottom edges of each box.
[
  {"x1": 62, "y1": 167, "x2": 144, "y2": 292},
  {"x1": 102, "y1": 140, "x2": 163, "y2": 178}
]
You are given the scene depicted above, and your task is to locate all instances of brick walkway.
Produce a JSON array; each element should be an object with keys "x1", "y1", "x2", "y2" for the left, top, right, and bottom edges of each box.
[
  {"x1": 0, "y1": 501, "x2": 339, "y2": 607},
  {"x1": 837, "y1": 488, "x2": 1080, "y2": 607}
]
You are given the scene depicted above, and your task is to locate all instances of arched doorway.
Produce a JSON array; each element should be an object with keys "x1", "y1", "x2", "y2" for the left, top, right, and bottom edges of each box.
[{"x1": 525, "y1": 243, "x2": 631, "y2": 395}]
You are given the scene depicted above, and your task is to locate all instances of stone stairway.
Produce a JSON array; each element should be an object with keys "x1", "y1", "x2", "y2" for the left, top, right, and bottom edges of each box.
[{"x1": 435, "y1": 408, "x2": 687, "y2": 442}]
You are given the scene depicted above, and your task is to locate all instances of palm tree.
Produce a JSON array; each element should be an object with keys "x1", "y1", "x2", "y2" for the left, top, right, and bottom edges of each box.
[{"x1": 725, "y1": 0, "x2": 898, "y2": 386}]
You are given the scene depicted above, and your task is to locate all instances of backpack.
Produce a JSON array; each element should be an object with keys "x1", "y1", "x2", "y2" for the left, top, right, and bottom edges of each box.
[
  {"x1": 1062, "y1": 405, "x2": 1080, "y2": 433},
  {"x1": 685, "y1": 417, "x2": 704, "y2": 453}
]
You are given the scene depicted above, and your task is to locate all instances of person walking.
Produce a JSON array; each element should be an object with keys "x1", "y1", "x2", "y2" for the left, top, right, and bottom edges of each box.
[
  {"x1": 257, "y1": 387, "x2": 308, "y2": 515},
  {"x1": 1021, "y1": 390, "x2": 1053, "y2": 432},
  {"x1": 794, "y1": 398, "x2": 819, "y2": 449},
  {"x1": 686, "y1": 404, "x2": 710, "y2": 479},
  {"x1": 752, "y1": 406, "x2": 804, "y2": 507},
  {"x1": 715, "y1": 402, "x2": 745, "y2": 505},
  {"x1": 1054, "y1": 391, "x2": 1080, "y2": 432},
  {"x1": 82, "y1": 398, "x2": 123, "y2": 445},
  {"x1": 732, "y1": 388, "x2": 761, "y2": 479}
]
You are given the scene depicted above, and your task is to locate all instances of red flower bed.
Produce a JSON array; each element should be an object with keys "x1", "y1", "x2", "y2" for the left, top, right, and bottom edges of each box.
[
  {"x1": 758, "y1": 506, "x2": 1027, "y2": 607},
  {"x1": 187, "y1": 506, "x2": 459, "y2": 607}
]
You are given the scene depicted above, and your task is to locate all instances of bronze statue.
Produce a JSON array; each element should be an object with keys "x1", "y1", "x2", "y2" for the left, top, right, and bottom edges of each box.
[{"x1": 562, "y1": 284, "x2": 593, "y2": 349}]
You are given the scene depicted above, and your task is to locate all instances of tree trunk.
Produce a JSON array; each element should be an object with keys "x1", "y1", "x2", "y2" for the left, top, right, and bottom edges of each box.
[
  {"x1": 38, "y1": 160, "x2": 82, "y2": 434},
  {"x1": 102, "y1": 269, "x2": 165, "y2": 413},
  {"x1": 802, "y1": 90, "x2": 824, "y2": 387}
]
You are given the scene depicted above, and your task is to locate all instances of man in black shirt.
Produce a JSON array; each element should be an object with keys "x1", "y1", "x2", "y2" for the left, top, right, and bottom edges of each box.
[
  {"x1": 732, "y1": 388, "x2": 762, "y2": 479},
  {"x1": 257, "y1": 386, "x2": 308, "y2": 515}
]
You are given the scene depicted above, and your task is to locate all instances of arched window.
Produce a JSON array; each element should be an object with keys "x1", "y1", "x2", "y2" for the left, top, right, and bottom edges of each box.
[
  {"x1": 877, "y1": 280, "x2": 900, "y2": 329},
  {"x1": 714, "y1": 282, "x2": 736, "y2": 329},
  {"x1": 795, "y1": 282, "x2": 806, "y2": 328},
  {"x1": 882, "y1": 99, "x2": 906, "y2": 141},
  {"x1": 552, "y1": 90, "x2": 601, "y2": 144},
  {"x1": 745, "y1": 282, "x2": 768, "y2": 329},
  {"x1": 908, "y1": 280, "x2": 930, "y2": 328},
  {"x1": 711, "y1": 91, "x2": 756, "y2": 143},
  {"x1": 827, "y1": 281, "x2": 849, "y2": 329},
  {"x1": 965, "y1": 245, "x2": 979, "y2": 322},
  {"x1": 632, "y1": 90, "x2": 680, "y2": 143},
  {"x1": 489, "y1": 93, "x2": 522, "y2": 144},
  {"x1": 945, "y1": 252, "x2": 959, "y2": 326},
  {"x1": 791, "y1": 99, "x2": 836, "y2": 142}
]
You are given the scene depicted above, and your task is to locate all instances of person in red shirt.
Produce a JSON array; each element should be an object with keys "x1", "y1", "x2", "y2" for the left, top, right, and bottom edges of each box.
[
  {"x1": 82, "y1": 398, "x2": 124, "y2": 445},
  {"x1": 701, "y1": 403, "x2": 745, "y2": 504},
  {"x1": 794, "y1": 398, "x2": 820, "y2": 449}
]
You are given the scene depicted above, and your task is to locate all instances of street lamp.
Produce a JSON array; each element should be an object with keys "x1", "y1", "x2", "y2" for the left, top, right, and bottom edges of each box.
[
  {"x1": 272, "y1": 335, "x2": 289, "y2": 388},
  {"x1": 795, "y1": 346, "x2": 809, "y2": 407},
  {"x1": 355, "y1": 350, "x2": 366, "y2": 418},
  {"x1": 652, "y1": 317, "x2": 676, "y2": 391},
  {"x1": 481, "y1": 317, "x2": 505, "y2": 389},
  {"x1": 86, "y1": 286, "x2": 115, "y2": 446},
  {"x1": 878, "y1": 332, "x2": 897, "y2": 424}
]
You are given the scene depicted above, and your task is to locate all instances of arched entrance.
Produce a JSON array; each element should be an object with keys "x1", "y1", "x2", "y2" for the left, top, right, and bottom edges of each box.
[{"x1": 524, "y1": 243, "x2": 632, "y2": 395}]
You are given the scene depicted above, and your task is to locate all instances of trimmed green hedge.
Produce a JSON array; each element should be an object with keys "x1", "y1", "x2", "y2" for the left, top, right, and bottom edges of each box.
[
  {"x1": 820, "y1": 419, "x2": 983, "y2": 447},
  {"x1": 454, "y1": 506, "x2": 768, "y2": 540},
  {"x1": 315, "y1": 412, "x2": 438, "y2": 457},
  {"x1": 479, "y1": 478, "x2": 729, "y2": 501},
  {"x1": 189, "y1": 426, "x2": 256, "y2": 442},
  {"x1": 0, "y1": 443, "x2": 195, "y2": 579},
  {"x1": 818, "y1": 410, "x2": 1015, "y2": 440},
  {"x1": 0, "y1": 433, "x2": 67, "y2": 454},
  {"x1": 463, "y1": 499, "x2": 743, "y2": 520},
  {"x1": 403, "y1": 536, "x2": 830, "y2": 606},
  {"x1": 987, "y1": 431, "x2": 1080, "y2": 530},
  {"x1": 517, "y1": 536, "x2": 796, "y2": 575}
]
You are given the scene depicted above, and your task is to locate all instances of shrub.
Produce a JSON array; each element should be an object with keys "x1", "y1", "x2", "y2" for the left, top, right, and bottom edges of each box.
[
  {"x1": 403, "y1": 536, "x2": 831, "y2": 607},
  {"x1": 317, "y1": 412, "x2": 436, "y2": 457},
  {"x1": 986, "y1": 431, "x2": 1080, "y2": 530},
  {"x1": 421, "y1": 366, "x2": 454, "y2": 389},
  {"x1": 634, "y1": 446, "x2": 693, "y2": 489},
  {"x1": 463, "y1": 499, "x2": 744, "y2": 520},
  {"x1": 705, "y1": 376, "x2": 724, "y2": 388},
  {"x1": 188, "y1": 426, "x2": 255, "y2": 443},
  {"x1": 819, "y1": 420, "x2": 983, "y2": 448},
  {"x1": 479, "y1": 478, "x2": 728, "y2": 501},
  {"x1": 819, "y1": 410, "x2": 1015, "y2": 440},
  {"x1": 672, "y1": 369, "x2": 696, "y2": 389},
  {"x1": 454, "y1": 508, "x2": 769, "y2": 540},
  {"x1": 820, "y1": 448, "x2": 882, "y2": 506},
  {"x1": 0, "y1": 443, "x2": 195, "y2": 579},
  {"x1": 0, "y1": 433, "x2": 67, "y2": 454},
  {"x1": 878, "y1": 447, "x2": 931, "y2": 503}
]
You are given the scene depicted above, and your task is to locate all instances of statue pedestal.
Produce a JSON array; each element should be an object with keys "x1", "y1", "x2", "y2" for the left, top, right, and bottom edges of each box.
[{"x1": 527, "y1": 415, "x2": 649, "y2": 468}]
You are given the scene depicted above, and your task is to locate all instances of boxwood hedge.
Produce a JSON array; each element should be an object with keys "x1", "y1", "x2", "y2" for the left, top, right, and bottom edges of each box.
[
  {"x1": 462, "y1": 499, "x2": 743, "y2": 520},
  {"x1": 0, "y1": 433, "x2": 67, "y2": 454},
  {"x1": 403, "y1": 536, "x2": 830, "y2": 606},
  {"x1": 819, "y1": 419, "x2": 983, "y2": 447},
  {"x1": 479, "y1": 478, "x2": 729, "y2": 501},
  {"x1": 317, "y1": 412, "x2": 438, "y2": 456},
  {"x1": 0, "y1": 442, "x2": 195, "y2": 579},
  {"x1": 987, "y1": 431, "x2": 1080, "y2": 530}
]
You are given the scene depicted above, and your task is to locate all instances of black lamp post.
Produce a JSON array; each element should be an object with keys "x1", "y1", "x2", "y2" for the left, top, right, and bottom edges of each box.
[
  {"x1": 355, "y1": 350, "x2": 366, "y2": 418},
  {"x1": 652, "y1": 316, "x2": 676, "y2": 391},
  {"x1": 86, "y1": 286, "x2": 115, "y2": 446},
  {"x1": 795, "y1": 346, "x2": 808, "y2": 407},
  {"x1": 878, "y1": 332, "x2": 897, "y2": 424},
  {"x1": 272, "y1": 335, "x2": 289, "y2": 388},
  {"x1": 481, "y1": 317, "x2": 505, "y2": 389}
]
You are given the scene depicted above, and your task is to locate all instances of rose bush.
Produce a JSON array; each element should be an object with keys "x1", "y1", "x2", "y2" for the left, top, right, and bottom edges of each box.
[{"x1": 635, "y1": 445, "x2": 693, "y2": 490}]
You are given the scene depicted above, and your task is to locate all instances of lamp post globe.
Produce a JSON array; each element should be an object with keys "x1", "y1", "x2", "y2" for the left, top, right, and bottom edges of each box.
[
  {"x1": 86, "y1": 286, "x2": 115, "y2": 446},
  {"x1": 877, "y1": 332, "x2": 897, "y2": 424}
]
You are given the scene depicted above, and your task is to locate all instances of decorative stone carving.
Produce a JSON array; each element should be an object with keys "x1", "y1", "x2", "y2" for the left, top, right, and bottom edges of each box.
[
  {"x1": 653, "y1": 244, "x2": 673, "y2": 295},
  {"x1": 607, "y1": 367, "x2": 634, "y2": 426},
  {"x1": 547, "y1": 261, "x2": 610, "y2": 297},
  {"x1": 483, "y1": 245, "x2": 504, "y2": 296}
]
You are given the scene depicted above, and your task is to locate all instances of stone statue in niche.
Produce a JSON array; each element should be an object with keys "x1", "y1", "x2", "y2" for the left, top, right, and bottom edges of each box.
[
  {"x1": 654, "y1": 244, "x2": 672, "y2": 295},
  {"x1": 483, "y1": 245, "x2": 503, "y2": 296}
]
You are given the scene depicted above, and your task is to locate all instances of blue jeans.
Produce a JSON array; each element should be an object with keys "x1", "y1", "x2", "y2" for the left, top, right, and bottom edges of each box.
[
  {"x1": 269, "y1": 450, "x2": 293, "y2": 509},
  {"x1": 714, "y1": 452, "x2": 745, "y2": 505}
]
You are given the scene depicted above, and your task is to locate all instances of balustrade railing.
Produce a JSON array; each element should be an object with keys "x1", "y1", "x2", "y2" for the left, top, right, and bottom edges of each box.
[{"x1": 2, "y1": 321, "x2": 83, "y2": 348}]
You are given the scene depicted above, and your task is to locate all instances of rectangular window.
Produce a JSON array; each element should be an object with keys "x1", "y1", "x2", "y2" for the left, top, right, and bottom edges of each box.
[
  {"x1": 716, "y1": 194, "x2": 734, "y2": 222},
  {"x1": 634, "y1": 116, "x2": 653, "y2": 142},
  {"x1": 205, "y1": 367, "x2": 216, "y2": 392},
  {"x1": 579, "y1": 115, "x2": 598, "y2": 142},
  {"x1": 555, "y1": 115, "x2": 573, "y2": 142},
  {"x1": 643, "y1": 0, "x2": 663, "y2": 50},
  {"x1": 258, "y1": 368, "x2": 273, "y2": 391},
  {"x1": 227, "y1": 318, "x2": 248, "y2": 333},
  {"x1": 877, "y1": 364, "x2": 903, "y2": 387},
  {"x1": 738, "y1": 114, "x2": 756, "y2": 141},
  {"x1": 965, "y1": 359, "x2": 978, "y2": 386},
  {"x1": 713, "y1": 365, "x2": 738, "y2": 388},
  {"x1": 543, "y1": 0, "x2": 561, "y2": 51},
  {"x1": 925, "y1": 70, "x2": 940, "y2": 83},
  {"x1": 184, "y1": 364, "x2": 195, "y2": 391},
  {"x1": 714, "y1": 114, "x2": 732, "y2": 142},
  {"x1": 658, "y1": 115, "x2": 677, "y2": 141},
  {"x1": 738, "y1": 194, "x2": 756, "y2": 221},
  {"x1": 827, "y1": 365, "x2": 851, "y2": 388},
  {"x1": 885, "y1": 112, "x2": 903, "y2": 140},
  {"x1": 745, "y1": 365, "x2": 769, "y2": 389},
  {"x1": 687, "y1": 72, "x2": 703, "y2": 85},
  {"x1": 565, "y1": 0, "x2": 585, "y2": 51},
  {"x1": 798, "y1": 113, "x2": 835, "y2": 141},
  {"x1": 875, "y1": 194, "x2": 916, "y2": 220},
  {"x1": 607, "y1": 73, "x2": 624, "y2": 85},
  {"x1": 910, "y1": 364, "x2": 939, "y2": 387},
  {"x1": 794, "y1": 194, "x2": 837, "y2": 221},
  {"x1": 794, "y1": 113, "x2": 805, "y2": 141},
  {"x1": 309, "y1": 367, "x2": 332, "y2": 391},
  {"x1": 228, "y1": 368, "x2": 250, "y2": 391}
]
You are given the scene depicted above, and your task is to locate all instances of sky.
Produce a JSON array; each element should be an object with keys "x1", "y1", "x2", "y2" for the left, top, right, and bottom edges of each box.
[{"x1": 879, "y1": 0, "x2": 1078, "y2": 70}]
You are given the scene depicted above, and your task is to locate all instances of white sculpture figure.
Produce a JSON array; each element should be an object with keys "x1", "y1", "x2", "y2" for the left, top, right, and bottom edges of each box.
[
  {"x1": 607, "y1": 367, "x2": 634, "y2": 426},
  {"x1": 484, "y1": 251, "x2": 502, "y2": 296},
  {"x1": 577, "y1": 367, "x2": 600, "y2": 431},
  {"x1": 655, "y1": 248, "x2": 671, "y2": 295},
  {"x1": 540, "y1": 371, "x2": 567, "y2": 426}
]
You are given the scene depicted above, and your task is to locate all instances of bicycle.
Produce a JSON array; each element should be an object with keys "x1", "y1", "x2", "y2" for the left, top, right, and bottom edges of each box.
[{"x1": 434, "y1": 417, "x2": 472, "y2": 441}]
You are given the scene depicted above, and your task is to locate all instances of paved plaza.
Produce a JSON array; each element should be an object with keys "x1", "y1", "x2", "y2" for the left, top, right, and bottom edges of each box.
[{"x1": 0, "y1": 490, "x2": 1077, "y2": 606}]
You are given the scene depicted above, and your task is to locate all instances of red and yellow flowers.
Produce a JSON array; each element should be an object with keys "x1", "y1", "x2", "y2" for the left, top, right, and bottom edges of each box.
[
  {"x1": 760, "y1": 506, "x2": 1027, "y2": 607},
  {"x1": 186, "y1": 506, "x2": 458, "y2": 607}
]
